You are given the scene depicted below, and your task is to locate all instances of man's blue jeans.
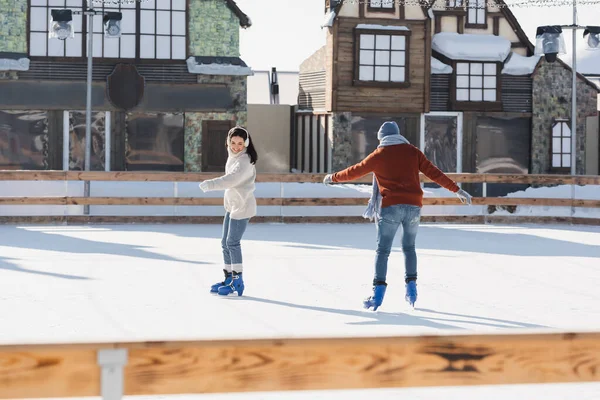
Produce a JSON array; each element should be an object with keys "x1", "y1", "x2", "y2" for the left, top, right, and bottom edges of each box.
[
  {"x1": 374, "y1": 204, "x2": 421, "y2": 284},
  {"x1": 221, "y1": 212, "x2": 249, "y2": 268}
]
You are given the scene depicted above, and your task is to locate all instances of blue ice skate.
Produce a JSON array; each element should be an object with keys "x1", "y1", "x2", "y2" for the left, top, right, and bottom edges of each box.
[
  {"x1": 405, "y1": 280, "x2": 417, "y2": 308},
  {"x1": 363, "y1": 284, "x2": 387, "y2": 311},
  {"x1": 217, "y1": 272, "x2": 244, "y2": 296},
  {"x1": 210, "y1": 269, "x2": 232, "y2": 294}
]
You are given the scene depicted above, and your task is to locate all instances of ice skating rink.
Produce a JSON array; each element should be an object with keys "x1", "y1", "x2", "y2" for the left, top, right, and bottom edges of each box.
[{"x1": 1, "y1": 222, "x2": 600, "y2": 399}]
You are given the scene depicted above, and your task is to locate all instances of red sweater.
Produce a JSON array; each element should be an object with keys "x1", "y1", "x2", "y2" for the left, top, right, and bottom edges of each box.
[{"x1": 332, "y1": 144, "x2": 460, "y2": 208}]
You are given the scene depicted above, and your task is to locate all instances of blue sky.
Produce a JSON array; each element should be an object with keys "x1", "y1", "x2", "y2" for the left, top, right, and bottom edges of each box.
[{"x1": 235, "y1": 0, "x2": 600, "y2": 73}]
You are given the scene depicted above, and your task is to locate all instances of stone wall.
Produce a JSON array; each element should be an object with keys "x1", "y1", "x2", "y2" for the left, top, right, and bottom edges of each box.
[
  {"x1": 0, "y1": 0, "x2": 26, "y2": 53},
  {"x1": 330, "y1": 112, "x2": 353, "y2": 172},
  {"x1": 184, "y1": 75, "x2": 247, "y2": 171},
  {"x1": 188, "y1": 0, "x2": 240, "y2": 57},
  {"x1": 531, "y1": 60, "x2": 598, "y2": 174}
]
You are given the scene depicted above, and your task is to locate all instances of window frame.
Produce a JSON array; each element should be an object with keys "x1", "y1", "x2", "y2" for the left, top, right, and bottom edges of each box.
[
  {"x1": 353, "y1": 28, "x2": 411, "y2": 88},
  {"x1": 550, "y1": 120, "x2": 572, "y2": 172},
  {"x1": 445, "y1": 0, "x2": 465, "y2": 9},
  {"x1": 451, "y1": 60, "x2": 502, "y2": 111},
  {"x1": 367, "y1": 0, "x2": 397, "y2": 13},
  {"x1": 27, "y1": 0, "x2": 189, "y2": 63},
  {"x1": 466, "y1": 0, "x2": 487, "y2": 28}
]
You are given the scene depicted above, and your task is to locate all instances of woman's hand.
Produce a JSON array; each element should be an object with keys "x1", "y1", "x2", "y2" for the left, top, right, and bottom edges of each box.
[{"x1": 199, "y1": 181, "x2": 210, "y2": 192}]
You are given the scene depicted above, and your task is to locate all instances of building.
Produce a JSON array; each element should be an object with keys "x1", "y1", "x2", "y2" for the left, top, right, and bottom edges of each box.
[
  {"x1": 0, "y1": 0, "x2": 252, "y2": 173},
  {"x1": 295, "y1": 0, "x2": 599, "y2": 179}
]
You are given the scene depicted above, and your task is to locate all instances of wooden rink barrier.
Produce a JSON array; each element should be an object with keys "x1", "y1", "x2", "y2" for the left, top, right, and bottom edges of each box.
[
  {"x1": 1, "y1": 172, "x2": 600, "y2": 398},
  {"x1": 1, "y1": 331, "x2": 600, "y2": 399},
  {"x1": 0, "y1": 171, "x2": 599, "y2": 225}
]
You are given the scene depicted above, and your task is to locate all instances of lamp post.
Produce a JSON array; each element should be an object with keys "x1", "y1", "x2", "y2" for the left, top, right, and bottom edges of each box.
[
  {"x1": 535, "y1": 3, "x2": 600, "y2": 176},
  {"x1": 50, "y1": 2, "x2": 122, "y2": 213}
]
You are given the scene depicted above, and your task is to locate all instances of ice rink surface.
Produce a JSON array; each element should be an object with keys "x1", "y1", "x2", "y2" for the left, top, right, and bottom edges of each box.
[{"x1": 1, "y1": 222, "x2": 599, "y2": 399}]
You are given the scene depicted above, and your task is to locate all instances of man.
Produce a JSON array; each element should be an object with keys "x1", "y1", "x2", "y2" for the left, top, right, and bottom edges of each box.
[{"x1": 323, "y1": 121, "x2": 472, "y2": 311}]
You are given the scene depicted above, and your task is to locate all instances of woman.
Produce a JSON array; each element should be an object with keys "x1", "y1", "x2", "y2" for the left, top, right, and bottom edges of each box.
[
  {"x1": 199, "y1": 126, "x2": 258, "y2": 297},
  {"x1": 323, "y1": 121, "x2": 472, "y2": 310}
]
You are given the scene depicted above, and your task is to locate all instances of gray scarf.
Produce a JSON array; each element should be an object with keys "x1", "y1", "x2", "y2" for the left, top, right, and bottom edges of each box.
[{"x1": 363, "y1": 134, "x2": 410, "y2": 221}]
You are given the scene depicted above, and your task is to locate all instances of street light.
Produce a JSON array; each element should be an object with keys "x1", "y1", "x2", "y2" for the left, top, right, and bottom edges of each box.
[
  {"x1": 50, "y1": 2, "x2": 124, "y2": 213},
  {"x1": 583, "y1": 26, "x2": 600, "y2": 49},
  {"x1": 534, "y1": 26, "x2": 566, "y2": 62},
  {"x1": 535, "y1": 12, "x2": 599, "y2": 176}
]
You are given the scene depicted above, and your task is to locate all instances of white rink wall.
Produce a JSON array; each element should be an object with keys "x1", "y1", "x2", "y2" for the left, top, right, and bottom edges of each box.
[{"x1": 0, "y1": 181, "x2": 598, "y2": 219}]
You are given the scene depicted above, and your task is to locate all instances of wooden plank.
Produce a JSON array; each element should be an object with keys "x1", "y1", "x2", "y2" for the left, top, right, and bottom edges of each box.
[
  {"x1": 0, "y1": 171, "x2": 599, "y2": 185},
  {"x1": 0, "y1": 197, "x2": 598, "y2": 208},
  {"x1": 0, "y1": 193, "x2": 596, "y2": 208},
  {"x1": 2, "y1": 331, "x2": 600, "y2": 398},
  {"x1": 0, "y1": 348, "x2": 100, "y2": 399},
  {"x1": 0, "y1": 215, "x2": 598, "y2": 226},
  {"x1": 91, "y1": 331, "x2": 600, "y2": 392}
]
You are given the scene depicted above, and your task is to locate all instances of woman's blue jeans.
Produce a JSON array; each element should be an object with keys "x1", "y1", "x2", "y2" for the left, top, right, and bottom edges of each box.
[
  {"x1": 374, "y1": 204, "x2": 421, "y2": 284},
  {"x1": 221, "y1": 212, "x2": 249, "y2": 267}
]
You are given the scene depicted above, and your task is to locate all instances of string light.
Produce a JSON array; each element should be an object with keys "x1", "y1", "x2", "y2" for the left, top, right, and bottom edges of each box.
[{"x1": 335, "y1": 0, "x2": 600, "y2": 7}]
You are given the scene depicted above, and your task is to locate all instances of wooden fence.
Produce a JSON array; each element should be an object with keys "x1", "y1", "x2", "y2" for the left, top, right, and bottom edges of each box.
[
  {"x1": 1, "y1": 331, "x2": 599, "y2": 399},
  {"x1": 0, "y1": 171, "x2": 599, "y2": 225}
]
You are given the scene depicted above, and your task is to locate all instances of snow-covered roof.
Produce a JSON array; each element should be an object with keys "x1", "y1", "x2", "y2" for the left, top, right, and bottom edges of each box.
[
  {"x1": 0, "y1": 52, "x2": 29, "y2": 71},
  {"x1": 501, "y1": 52, "x2": 540, "y2": 75},
  {"x1": 432, "y1": 33, "x2": 512, "y2": 62},
  {"x1": 186, "y1": 56, "x2": 253, "y2": 76},
  {"x1": 356, "y1": 24, "x2": 410, "y2": 31},
  {"x1": 431, "y1": 57, "x2": 452, "y2": 74}
]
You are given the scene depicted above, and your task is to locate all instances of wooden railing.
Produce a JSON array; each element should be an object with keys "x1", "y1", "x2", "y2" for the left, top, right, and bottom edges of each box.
[
  {"x1": 0, "y1": 170, "x2": 599, "y2": 184},
  {"x1": 1, "y1": 331, "x2": 599, "y2": 399},
  {"x1": 0, "y1": 171, "x2": 599, "y2": 225}
]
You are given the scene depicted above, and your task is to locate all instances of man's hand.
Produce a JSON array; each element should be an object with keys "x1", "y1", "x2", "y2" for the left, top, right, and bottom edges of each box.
[
  {"x1": 323, "y1": 174, "x2": 333, "y2": 185},
  {"x1": 456, "y1": 188, "x2": 472, "y2": 205}
]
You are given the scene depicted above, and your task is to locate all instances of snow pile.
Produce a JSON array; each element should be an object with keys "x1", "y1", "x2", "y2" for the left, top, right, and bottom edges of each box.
[
  {"x1": 491, "y1": 184, "x2": 600, "y2": 219},
  {"x1": 502, "y1": 53, "x2": 541, "y2": 75},
  {"x1": 0, "y1": 57, "x2": 29, "y2": 71},
  {"x1": 356, "y1": 24, "x2": 410, "y2": 31},
  {"x1": 432, "y1": 33, "x2": 511, "y2": 62},
  {"x1": 186, "y1": 57, "x2": 253, "y2": 76},
  {"x1": 431, "y1": 57, "x2": 453, "y2": 74}
]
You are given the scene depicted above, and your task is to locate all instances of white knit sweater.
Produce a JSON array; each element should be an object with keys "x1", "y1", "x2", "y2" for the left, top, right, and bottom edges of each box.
[{"x1": 202, "y1": 148, "x2": 257, "y2": 220}]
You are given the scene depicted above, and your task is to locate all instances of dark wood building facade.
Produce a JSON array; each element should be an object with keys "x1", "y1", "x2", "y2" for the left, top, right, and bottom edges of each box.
[{"x1": 296, "y1": 0, "x2": 599, "y2": 182}]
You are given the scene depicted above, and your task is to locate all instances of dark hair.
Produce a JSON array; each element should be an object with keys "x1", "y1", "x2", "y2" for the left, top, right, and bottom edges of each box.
[{"x1": 227, "y1": 126, "x2": 258, "y2": 165}]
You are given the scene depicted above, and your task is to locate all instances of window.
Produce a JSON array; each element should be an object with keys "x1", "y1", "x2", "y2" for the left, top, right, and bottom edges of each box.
[
  {"x1": 140, "y1": 0, "x2": 187, "y2": 60},
  {"x1": 455, "y1": 62, "x2": 497, "y2": 102},
  {"x1": 446, "y1": 0, "x2": 464, "y2": 7},
  {"x1": 125, "y1": 113, "x2": 184, "y2": 171},
  {"x1": 368, "y1": 0, "x2": 395, "y2": 12},
  {"x1": 356, "y1": 30, "x2": 409, "y2": 86},
  {"x1": 551, "y1": 120, "x2": 572, "y2": 169},
  {"x1": 29, "y1": 0, "x2": 186, "y2": 60},
  {"x1": 0, "y1": 110, "x2": 47, "y2": 170},
  {"x1": 467, "y1": 0, "x2": 486, "y2": 26}
]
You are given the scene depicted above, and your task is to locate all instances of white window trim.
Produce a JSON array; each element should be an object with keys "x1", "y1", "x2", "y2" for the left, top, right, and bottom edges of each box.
[
  {"x1": 369, "y1": 0, "x2": 395, "y2": 10},
  {"x1": 467, "y1": 0, "x2": 486, "y2": 25},
  {"x1": 551, "y1": 120, "x2": 572, "y2": 169},
  {"x1": 420, "y1": 112, "x2": 463, "y2": 175},
  {"x1": 356, "y1": 31, "x2": 409, "y2": 84},
  {"x1": 455, "y1": 61, "x2": 497, "y2": 102}
]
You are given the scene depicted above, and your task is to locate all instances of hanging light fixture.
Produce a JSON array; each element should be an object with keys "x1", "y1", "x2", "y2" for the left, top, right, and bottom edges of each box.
[
  {"x1": 583, "y1": 26, "x2": 600, "y2": 50},
  {"x1": 49, "y1": 9, "x2": 74, "y2": 40},
  {"x1": 103, "y1": 12, "x2": 123, "y2": 38},
  {"x1": 534, "y1": 25, "x2": 567, "y2": 63}
]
